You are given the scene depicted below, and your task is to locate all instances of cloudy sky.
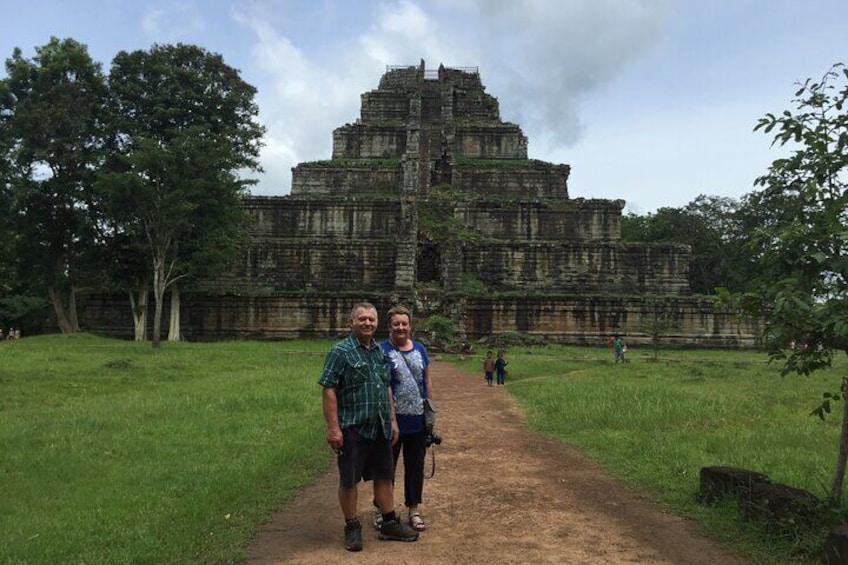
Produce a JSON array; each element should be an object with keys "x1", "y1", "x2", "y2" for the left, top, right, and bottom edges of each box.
[{"x1": 2, "y1": 0, "x2": 846, "y2": 213}]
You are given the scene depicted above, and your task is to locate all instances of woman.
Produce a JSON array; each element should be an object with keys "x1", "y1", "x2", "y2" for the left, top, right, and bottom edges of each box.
[{"x1": 378, "y1": 305, "x2": 433, "y2": 531}]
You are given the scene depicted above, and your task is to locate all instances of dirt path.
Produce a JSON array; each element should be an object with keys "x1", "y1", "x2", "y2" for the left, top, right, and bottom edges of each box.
[{"x1": 246, "y1": 361, "x2": 746, "y2": 564}]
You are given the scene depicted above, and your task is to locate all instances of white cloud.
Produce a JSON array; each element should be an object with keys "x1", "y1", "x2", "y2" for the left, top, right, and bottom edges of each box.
[
  {"x1": 460, "y1": 0, "x2": 672, "y2": 148},
  {"x1": 239, "y1": 0, "x2": 480, "y2": 195},
  {"x1": 237, "y1": 0, "x2": 680, "y2": 196},
  {"x1": 233, "y1": 5, "x2": 354, "y2": 195},
  {"x1": 141, "y1": 1, "x2": 206, "y2": 42},
  {"x1": 357, "y1": 1, "x2": 475, "y2": 74}
]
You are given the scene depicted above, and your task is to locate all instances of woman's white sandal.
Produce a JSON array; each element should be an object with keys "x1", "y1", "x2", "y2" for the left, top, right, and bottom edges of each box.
[{"x1": 408, "y1": 512, "x2": 426, "y2": 531}]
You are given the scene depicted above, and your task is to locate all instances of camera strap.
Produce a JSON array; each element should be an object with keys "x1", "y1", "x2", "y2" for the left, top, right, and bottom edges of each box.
[
  {"x1": 395, "y1": 344, "x2": 437, "y2": 478},
  {"x1": 396, "y1": 347, "x2": 427, "y2": 399},
  {"x1": 425, "y1": 444, "x2": 436, "y2": 479}
]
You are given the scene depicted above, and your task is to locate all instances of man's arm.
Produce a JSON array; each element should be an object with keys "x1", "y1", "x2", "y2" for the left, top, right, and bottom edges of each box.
[
  {"x1": 322, "y1": 387, "x2": 343, "y2": 449},
  {"x1": 388, "y1": 387, "x2": 400, "y2": 445}
]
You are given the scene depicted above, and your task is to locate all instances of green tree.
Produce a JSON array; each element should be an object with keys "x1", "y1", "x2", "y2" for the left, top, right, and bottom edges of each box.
[
  {"x1": 639, "y1": 296, "x2": 682, "y2": 360},
  {"x1": 0, "y1": 98, "x2": 50, "y2": 333},
  {"x1": 99, "y1": 43, "x2": 263, "y2": 347},
  {"x1": 683, "y1": 195, "x2": 758, "y2": 294},
  {"x1": 620, "y1": 212, "x2": 651, "y2": 242},
  {"x1": 0, "y1": 37, "x2": 107, "y2": 333},
  {"x1": 0, "y1": 80, "x2": 14, "y2": 295},
  {"x1": 749, "y1": 63, "x2": 848, "y2": 500},
  {"x1": 622, "y1": 196, "x2": 757, "y2": 295}
]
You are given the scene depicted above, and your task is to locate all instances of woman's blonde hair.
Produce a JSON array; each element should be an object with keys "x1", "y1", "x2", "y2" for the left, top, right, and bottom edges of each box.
[{"x1": 387, "y1": 305, "x2": 412, "y2": 322}]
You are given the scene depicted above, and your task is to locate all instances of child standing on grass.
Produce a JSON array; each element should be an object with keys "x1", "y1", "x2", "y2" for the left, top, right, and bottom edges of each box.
[
  {"x1": 495, "y1": 350, "x2": 509, "y2": 386},
  {"x1": 482, "y1": 350, "x2": 495, "y2": 386},
  {"x1": 613, "y1": 335, "x2": 626, "y2": 363}
]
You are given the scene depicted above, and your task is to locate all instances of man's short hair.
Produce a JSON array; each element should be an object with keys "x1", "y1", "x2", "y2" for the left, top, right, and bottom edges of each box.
[
  {"x1": 387, "y1": 304, "x2": 412, "y2": 322},
  {"x1": 349, "y1": 302, "x2": 378, "y2": 320}
]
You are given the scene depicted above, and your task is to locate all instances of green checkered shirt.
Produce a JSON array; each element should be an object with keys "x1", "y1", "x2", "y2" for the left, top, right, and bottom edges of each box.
[{"x1": 317, "y1": 332, "x2": 392, "y2": 440}]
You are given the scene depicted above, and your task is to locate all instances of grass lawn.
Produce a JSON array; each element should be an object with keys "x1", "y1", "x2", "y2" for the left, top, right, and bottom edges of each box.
[
  {"x1": 0, "y1": 334, "x2": 332, "y2": 564},
  {"x1": 453, "y1": 345, "x2": 848, "y2": 562},
  {"x1": 3, "y1": 335, "x2": 846, "y2": 563}
]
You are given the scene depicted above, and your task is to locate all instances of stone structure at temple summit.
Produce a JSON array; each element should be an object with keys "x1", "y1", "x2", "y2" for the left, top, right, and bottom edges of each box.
[{"x1": 79, "y1": 61, "x2": 759, "y2": 346}]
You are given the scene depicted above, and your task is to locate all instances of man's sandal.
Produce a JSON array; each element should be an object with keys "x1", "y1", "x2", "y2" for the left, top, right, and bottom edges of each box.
[{"x1": 408, "y1": 512, "x2": 426, "y2": 531}]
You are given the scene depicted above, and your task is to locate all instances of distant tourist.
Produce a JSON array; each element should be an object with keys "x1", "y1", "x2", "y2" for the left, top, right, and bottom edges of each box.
[
  {"x1": 495, "y1": 350, "x2": 509, "y2": 386},
  {"x1": 613, "y1": 335, "x2": 626, "y2": 363},
  {"x1": 317, "y1": 302, "x2": 419, "y2": 552},
  {"x1": 482, "y1": 350, "x2": 495, "y2": 386}
]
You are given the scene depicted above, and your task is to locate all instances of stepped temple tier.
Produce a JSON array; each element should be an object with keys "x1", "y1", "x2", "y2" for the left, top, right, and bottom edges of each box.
[{"x1": 80, "y1": 61, "x2": 759, "y2": 346}]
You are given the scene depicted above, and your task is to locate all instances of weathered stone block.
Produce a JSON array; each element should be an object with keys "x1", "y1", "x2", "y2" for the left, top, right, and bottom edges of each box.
[
  {"x1": 697, "y1": 466, "x2": 771, "y2": 505},
  {"x1": 741, "y1": 481, "x2": 820, "y2": 531},
  {"x1": 290, "y1": 165, "x2": 402, "y2": 196},
  {"x1": 360, "y1": 91, "x2": 411, "y2": 122},
  {"x1": 332, "y1": 124, "x2": 407, "y2": 159},
  {"x1": 455, "y1": 125, "x2": 527, "y2": 159},
  {"x1": 452, "y1": 165, "x2": 570, "y2": 200}
]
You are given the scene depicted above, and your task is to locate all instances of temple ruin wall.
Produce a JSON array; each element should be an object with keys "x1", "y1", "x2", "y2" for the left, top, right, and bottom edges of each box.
[
  {"x1": 462, "y1": 243, "x2": 690, "y2": 294},
  {"x1": 454, "y1": 200, "x2": 622, "y2": 241},
  {"x1": 290, "y1": 165, "x2": 401, "y2": 196},
  {"x1": 77, "y1": 292, "x2": 757, "y2": 348}
]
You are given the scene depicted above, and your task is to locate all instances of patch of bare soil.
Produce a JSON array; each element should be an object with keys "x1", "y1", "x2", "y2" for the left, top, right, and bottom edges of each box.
[{"x1": 246, "y1": 362, "x2": 746, "y2": 564}]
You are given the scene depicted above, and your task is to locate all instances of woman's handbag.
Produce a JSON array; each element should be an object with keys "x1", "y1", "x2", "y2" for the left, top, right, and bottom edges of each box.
[
  {"x1": 423, "y1": 397, "x2": 437, "y2": 431},
  {"x1": 422, "y1": 397, "x2": 440, "y2": 478}
]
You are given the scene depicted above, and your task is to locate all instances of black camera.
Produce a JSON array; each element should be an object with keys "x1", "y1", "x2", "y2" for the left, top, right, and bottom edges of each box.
[{"x1": 425, "y1": 431, "x2": 442, "y2": 447}]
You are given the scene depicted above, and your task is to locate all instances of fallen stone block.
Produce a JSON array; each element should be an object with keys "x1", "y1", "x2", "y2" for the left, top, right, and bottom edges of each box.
[
  {"x1": 742, "y1": 481, "x2": 821, "y2": 533},
  {"x1": 697, "y1": 466, "x2": 771, "y2": 505}
]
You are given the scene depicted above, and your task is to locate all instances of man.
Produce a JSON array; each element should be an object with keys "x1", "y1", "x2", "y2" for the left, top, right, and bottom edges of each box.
[{"x1": 318, "y1": 302, "x2": 420, "y2": 551}]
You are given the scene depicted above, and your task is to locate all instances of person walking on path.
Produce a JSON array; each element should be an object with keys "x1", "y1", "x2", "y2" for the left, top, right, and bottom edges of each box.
[
  {"x1": 379, "y1": 305, "x2": 433, "y2": 532},
  {"x1": 494, "y1": 350, "x2": 509, "y2": 386},
  {"x1": 482, "y1": 350, "x2": 495, "y2": 386},
  {"x1": 318, "y1": 302, "x2": 419, "y2": 552}
]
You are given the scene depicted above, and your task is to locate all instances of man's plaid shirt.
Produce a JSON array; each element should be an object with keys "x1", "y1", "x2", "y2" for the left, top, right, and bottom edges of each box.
[{"x1": 317, "y1": 332, "x2": 392, "y2": 440}]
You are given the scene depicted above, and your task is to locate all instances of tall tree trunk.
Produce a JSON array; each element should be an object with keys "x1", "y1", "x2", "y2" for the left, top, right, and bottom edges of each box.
[
  {"x1": 129, "y1": 287, "x2": 149, "y2": 341},
  {"x1": 48, "y1": 287, "x2": 75, "y2": 334},
  {"x1": 68, "y1": 287, "x2": 80, "y2": 332},
  {"x1": 830, "y1": 377, "x2": 848, "y2": 501},
  {"x1": 168, "y1": 284, "x2": 181, "y2": 341},
  {"x1": 152, "y1": 256, "x2": 166, "y2": 348}
]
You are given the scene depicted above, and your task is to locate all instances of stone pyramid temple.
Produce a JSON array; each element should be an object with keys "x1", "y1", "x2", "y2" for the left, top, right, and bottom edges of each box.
[{"x1": 81, "y1": 61, "x2": 757, "y2": 346}]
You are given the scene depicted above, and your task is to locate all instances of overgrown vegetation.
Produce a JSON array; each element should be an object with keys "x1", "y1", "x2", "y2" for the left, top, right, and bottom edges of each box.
[
  {"x1": 0, "y1": 39, "x2": 264, "y2": 346},
  {"x1": 460, "y1": 273, "x2": 488, "y2": 294},
  {"x1": 0, "y1": 294, "x2": 49, "y2": 335},
  {"x1": 418, "y1": 186, "x2": 482, "y2": 244},
  {"x1": 742, "y1": 62, "x2": 848, "y2": 502},
  {"x1": 418, "y1": 314, "x2": 457, "y2": 343}
]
